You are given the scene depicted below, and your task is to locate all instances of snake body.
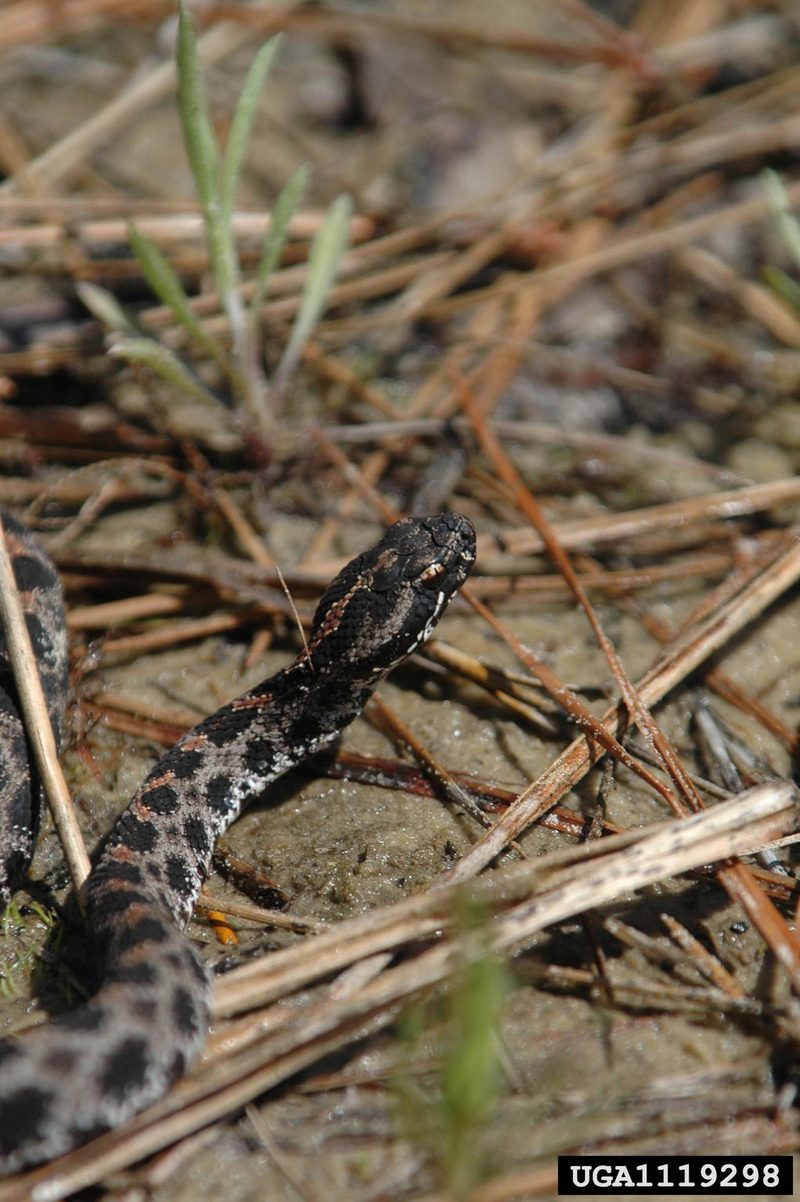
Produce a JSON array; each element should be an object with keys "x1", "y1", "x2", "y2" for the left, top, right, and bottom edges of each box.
[
  {"x1": 0, "y1": 513, "x2": 69, "y2": 913},
  {"x1": 0, "y1": 512, "x2": 475, "y2": 1174}
]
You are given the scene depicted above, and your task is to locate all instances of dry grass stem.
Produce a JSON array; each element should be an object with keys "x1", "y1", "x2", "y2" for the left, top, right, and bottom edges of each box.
[
  {"x1": 211, "y1": 487, "x2": 275, "y2": 570},
  {"x1": 421, "y1": 641, "x2": 559, "y2": 736},
  {"x1": 68, "y1": 592, "x2": 186, "y2": 629},
  {"x1": 0, "y1": 209, "x2": 372, "y2": 256},
  {"x1": 367, "y1": 694, "x2": 509, "y2": 838},
  {"x1": 101, "y1": 611, "x2": 245, "y2": 656},
  {"x1": 499, "y1": 477, "x2": 800, "y2": 556},
  {"x1": 198, "y1": 891, "x2": 327, "y2": 935},
  {"x1": 659, "y1": 913, "x2": 745, "y2": 998}
]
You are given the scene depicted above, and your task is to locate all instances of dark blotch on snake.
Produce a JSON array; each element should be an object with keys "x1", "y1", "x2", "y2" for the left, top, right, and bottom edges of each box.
[
  {"x1": 116, "y1": 816, "x2": 159, "y2": 853},
  {"x1": 141, "y1": 784, "x2": 180, "y2": 815},
  {"x1": 183, "y1": 815, "x2": 210, "y2": 856},
  {"x1": 23, "y1": 613, "x2": 46, "y2": 655},
  {"x1": 92, "y1": 888, "x2": 151, "y2": 918},
  {"x1": 169, "y1": 1048, "x2": 187, "y2": 1079},
  {"x1": 205, "y1": 774, "x2": 233, "y2": 815},
  {"x1": 172, "y1": 987, "x2": 200, "y2": 1036},
  {"x1": 98, "y1": 1037, "x2": 150, "y2": 1102},
  {"x1": 60, "y1": 1006, "x2": 108, "y2": 1034},
  {"x1": 111, "y1": 961, "x2": 158, "y2": 987},
  {"x1": 0, "y1": 1044, "x2": 22, "y2": 1069},
  {"x1": 165, "y1": 855, "x2": 191, "y2": 894},
  {"x1": 204, "y1": 708, "x2": 257, "y2": 745},
  {"x1": 11, "y1": 552, "x2": 52, "y2": 594},
  {"x1": 115, "y1": 916, "x2": 172, "y2": 952},
  {"x1": 170, "y1": 750, "x2": 203, "y2": 780},
  {"x1": 108, "y1": 861, "x2": 144, "y2": 886},
  {"x1": 0, "y1": 1087, "x2": 54, "y2": 1155}
]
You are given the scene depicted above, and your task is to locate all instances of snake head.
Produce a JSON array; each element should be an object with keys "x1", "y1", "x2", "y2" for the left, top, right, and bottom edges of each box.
[{"x1": 307, "y1": 513, "x2": 476, "y2": 682}]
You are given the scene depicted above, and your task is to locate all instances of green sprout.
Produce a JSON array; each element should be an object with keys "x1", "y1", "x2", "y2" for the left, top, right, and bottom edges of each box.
[
  {"x1": 80, "y1": 1, "x2": 352, "y2": 434},
  {"x1": 395, "y1": 894, "x2": 512, "y2": 1199},
  {"x1": 762, "y1": 169, "x2": 800, "y2": 313},
  {"x1": 0, "y1": 898, "x2": 58, "y2": 999}
]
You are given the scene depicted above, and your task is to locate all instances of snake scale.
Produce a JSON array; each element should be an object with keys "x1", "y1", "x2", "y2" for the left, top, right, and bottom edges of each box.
[{"x1": 0, "y1": 511, "x2": 476, "y2": 1174}]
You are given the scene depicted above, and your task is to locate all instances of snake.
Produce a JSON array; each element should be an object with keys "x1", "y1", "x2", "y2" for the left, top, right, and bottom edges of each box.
[{"x1": 0, "y1": 511, "x2": 476, "y2": 1174}]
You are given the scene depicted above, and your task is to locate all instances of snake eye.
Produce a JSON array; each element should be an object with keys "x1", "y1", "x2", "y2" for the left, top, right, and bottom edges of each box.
[{"x1": 419, "y1": 561, "x2": 445, "y2": 587}]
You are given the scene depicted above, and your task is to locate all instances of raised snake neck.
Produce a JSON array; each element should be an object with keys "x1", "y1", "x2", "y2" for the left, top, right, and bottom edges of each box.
[{"x1": 0, "y1": 512, "x2": 476, "y2": 1174}]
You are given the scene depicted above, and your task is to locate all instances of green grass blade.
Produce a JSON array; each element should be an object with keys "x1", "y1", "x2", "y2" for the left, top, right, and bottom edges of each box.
[
  {"x1": 273, "y1": 192, "x2": 352, "y2": 394},
  {"x1": 176, "y1": 1, "x2": 242, "y2": 359},
  {"x1": 76, "y1": 281, "x2": 136, "y2": 333},
  {"x1": 220, "y1": 36, "x2": 282, "y2": 224},
  {"x1": 763, "y1": 264, "x2": 800, "y2": 313},
  {"x1": 128, "y1": 222, "x2": 228, "y2": 370},
  {"x1": 177, "y1": 1, "x2": 219, "y2": 217},
  {"x1": 250, "y1": 162, "x2": 309, "y2": 328},
  {"x1": 764, "y1": 168, "x2": 800, "y2": 270},
  {"x1": 109, "y1": 337, "x2": 222, "y2": 405}
]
